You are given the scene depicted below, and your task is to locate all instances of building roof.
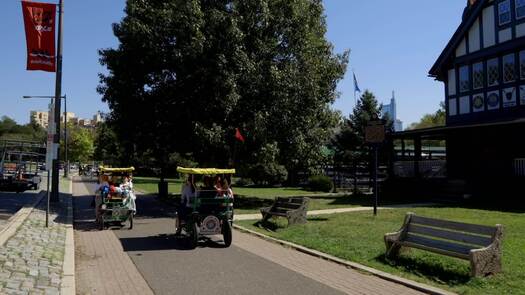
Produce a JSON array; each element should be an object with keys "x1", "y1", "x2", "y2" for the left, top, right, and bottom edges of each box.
[{"x1": 428, "y1": 0, "x2": 487, "y2": 80}]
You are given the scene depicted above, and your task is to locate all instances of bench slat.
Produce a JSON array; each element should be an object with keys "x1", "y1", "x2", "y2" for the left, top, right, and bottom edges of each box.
[
  {"x1": 407, "y1": 224, "x2": 493, "y2": 247},
  {"x1": 276, "y1": 197, "x2": 307, "y2": 204},
  {"x1": 402, "y1": 233, "x2": 473, "y2": 259},
  {"x1": 274, "y1": 203, "x2": 302, "y2": 209},
  {"x1": 410, "y1": 215, "x2": 495, "y2": 236}
]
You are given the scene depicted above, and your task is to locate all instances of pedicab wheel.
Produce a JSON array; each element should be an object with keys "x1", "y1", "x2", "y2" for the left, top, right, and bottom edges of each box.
[
  {"x1": 222, "y1": 220, "x2": 232, "y2": 247},
  {"x1": 188, "y1": 222, "x2": 198, "y2": 249},
  {"x1": 128, "y1": 212, "x2": 134, "y2": 230}
]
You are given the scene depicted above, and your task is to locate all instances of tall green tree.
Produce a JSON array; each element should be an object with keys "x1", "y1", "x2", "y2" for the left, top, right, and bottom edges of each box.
[
  {"x1": 332, "y1": 90, "x2": 383, "y2": 163},
  {"x1": 98, "y1": 0, "x2": 348, "y2": 182},
  {"x1": 62, "y1": 126, "x2": 94, "y2": 163},
  {"x1": 0, "y1": 116, "x2": 46, "y2": 142},
  {"x1": 408, "y1": 102, "x2": 446, "y2": 130}
]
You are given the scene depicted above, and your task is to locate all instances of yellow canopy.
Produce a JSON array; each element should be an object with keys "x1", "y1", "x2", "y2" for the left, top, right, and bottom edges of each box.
[
  {"x1": 99, "y1": 166, "x2": 135, "y2": 173},
  {"x1": 177, "y1": 167, "x2": 235, "y2": 175}
]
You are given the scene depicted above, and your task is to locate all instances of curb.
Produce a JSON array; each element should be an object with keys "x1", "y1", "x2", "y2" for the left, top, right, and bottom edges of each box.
[
  {"x1": 60, "y1": 178, "x2": 76, "y2": 295},
  {"x1": 233, "y1": 224, "x2": 456, "y2": 295},
  {"x1": 0, "y1": 190, "x2": 46, "y2": 247}
]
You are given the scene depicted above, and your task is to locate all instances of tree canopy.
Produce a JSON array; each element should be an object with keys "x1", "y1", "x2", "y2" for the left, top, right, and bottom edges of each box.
[
  {"x1": 0, "y1": 116, "x2": 46, "y2": 142},
  {"x1": 408, "y1": 102, "x2": 446, "y2": 130},
  {"x1": 98, "y1": 0, "x2": 349, "y2": 180},
  {"x1": 331, "y1": 90, "x2": 385, "y2": 163}
]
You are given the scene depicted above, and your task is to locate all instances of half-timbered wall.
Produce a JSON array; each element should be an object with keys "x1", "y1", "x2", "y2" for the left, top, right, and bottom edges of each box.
[{"x1": 445, "y1": 0, "x2": 525, "y2": 125}]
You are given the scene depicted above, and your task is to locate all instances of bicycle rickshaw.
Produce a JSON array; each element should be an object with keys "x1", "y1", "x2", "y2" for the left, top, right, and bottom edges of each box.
[
  {"x1": 175, "y1": 167, "x2": 235, "y2": 248},
  {"x1": 96, "y1": 167, "x2": 136, "y2": 230}
]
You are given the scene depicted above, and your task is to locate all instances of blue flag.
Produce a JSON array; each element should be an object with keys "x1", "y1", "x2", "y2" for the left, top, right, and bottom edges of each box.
[{"x1": 353, "y1": 72, "x2": 361, "y2": 93}]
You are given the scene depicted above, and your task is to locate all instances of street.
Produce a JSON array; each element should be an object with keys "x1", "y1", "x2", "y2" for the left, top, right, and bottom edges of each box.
[
  {"x1": 0, "y1": 188, "x2": 42, "y2": 230},
  {"x1": 73, "y1": 180, "x2": 345, "y2": 295},
  {"x1": 72, "y1": 179, "x2": 426, "y2": 295}
]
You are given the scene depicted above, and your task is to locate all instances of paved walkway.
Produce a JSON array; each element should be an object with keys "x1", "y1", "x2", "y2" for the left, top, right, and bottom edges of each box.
[
  {"x1": 73, "y1": 179, "x2": 154, "y2": 295},
  {"x1": 234, "y1": 203, "x2": 438, "y2": 220},
  {"x1": 233, "y1": 230, "x2": 425, "y2": 295},
  {"x1": 0, "y1": 179, "x2": 71, "y2": 294}
]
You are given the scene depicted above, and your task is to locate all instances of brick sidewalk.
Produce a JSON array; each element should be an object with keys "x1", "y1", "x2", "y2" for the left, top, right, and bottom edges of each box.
[
  {"x1": 73, "y1": 180, "x2": 153, "y2": 295},
  {"x1": 233, "y1": 230, "x2": 425, "y2": 295}
]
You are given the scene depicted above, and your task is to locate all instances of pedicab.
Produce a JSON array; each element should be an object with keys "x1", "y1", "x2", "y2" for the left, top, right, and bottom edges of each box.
[
  {"x1": 175, "y1": 167, "x2": 235, "y2": 249},
  {"x1": 96, "y1": 167, "x2": 136, "y2": 230}
]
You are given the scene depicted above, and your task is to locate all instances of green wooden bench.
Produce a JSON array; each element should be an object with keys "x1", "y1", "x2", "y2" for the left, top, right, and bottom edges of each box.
[
  {"x1": 384, "y1": 212, "x2": 503, "y2": 277},
  {"x1": 260, "y1": 197, "x2": 309, "y2": 226}
]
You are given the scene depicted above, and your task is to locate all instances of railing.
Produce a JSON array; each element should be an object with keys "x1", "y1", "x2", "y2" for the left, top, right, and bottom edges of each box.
[
  {"x1": 514, "y1": 158, "x2": 525, "y2": 177},
  {"x1": 393, "y1": 160, "x2": 447, "y2": 178}
]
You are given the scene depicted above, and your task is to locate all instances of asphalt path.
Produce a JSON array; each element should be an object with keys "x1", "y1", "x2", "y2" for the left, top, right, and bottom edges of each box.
[
  {"x1": 99, "y1": 185, "x2": 345, "y2": 295},
  {"x1": 0, "y1": 188, "x2": 41, "y2": 222}
]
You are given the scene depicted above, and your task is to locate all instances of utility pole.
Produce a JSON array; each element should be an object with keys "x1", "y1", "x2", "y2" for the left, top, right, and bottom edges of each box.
[
  {"x1": 63, "y1": 95, "x2": 68, "y2": 178},
  {"x1": 51, "y1": 0, "x2": 64, "y2": 202}
]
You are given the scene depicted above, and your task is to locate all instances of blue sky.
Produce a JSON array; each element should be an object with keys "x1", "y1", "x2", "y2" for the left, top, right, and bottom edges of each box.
[{"x1": 0, "y1": 0, "x2": 465, "y2": 126}]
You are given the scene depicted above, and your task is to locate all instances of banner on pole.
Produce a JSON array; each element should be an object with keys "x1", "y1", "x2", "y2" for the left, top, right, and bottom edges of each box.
[{"x1": 22, "y1": 1, "x2": 56, "y2": 72}]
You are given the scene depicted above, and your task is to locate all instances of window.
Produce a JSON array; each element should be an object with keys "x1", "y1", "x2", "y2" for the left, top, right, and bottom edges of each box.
[
  {"x1": 520, "y1": 51, "x2": 525, "y2": 80},
  {"x1": 473, "y1": 62, "x2": 484, "y2": 89},
  {"x1": 517, "y1": 0, "x2": 525, "y2": 19},
  {"x1": 499, "y1": 0, "x2": 511, "y2": 25},
  {"x1": 459, "y1": 96, "x2": 470, "y2": 114},
  {"x1": 449, "y1": 98, "x2": 457, "y2": 116},
  {"x1": 459, "y1": 65, "x2": 470, "y2": 92},
  {"x1": 503, "y1": 54, "x2": 516, "y2": 83},
  {"x1": 487, "y1": 58, "x2": 499, "y2": 86}
]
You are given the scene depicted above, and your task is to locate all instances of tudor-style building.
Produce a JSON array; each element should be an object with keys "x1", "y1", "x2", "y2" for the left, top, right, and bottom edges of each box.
[{"x1": 389, "y1": 0, "x2": 525, "y2": 198}]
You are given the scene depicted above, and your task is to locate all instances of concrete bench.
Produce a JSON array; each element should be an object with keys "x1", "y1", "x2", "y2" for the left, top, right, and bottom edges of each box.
[
  {"x1": 384, "y1": 212, "x2": 503, "y2": 277},
  {"x1": 260, "y1": 197, "x2": 309, "y2": 226}
]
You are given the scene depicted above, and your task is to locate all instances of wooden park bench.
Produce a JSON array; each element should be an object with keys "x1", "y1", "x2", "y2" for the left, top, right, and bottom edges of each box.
[
  {"x1": 384, "y1": 213, "x2": 503, "y2": 277},
  {"x1": 260, "y1": 197, "x2": 309, "y2": 226}
]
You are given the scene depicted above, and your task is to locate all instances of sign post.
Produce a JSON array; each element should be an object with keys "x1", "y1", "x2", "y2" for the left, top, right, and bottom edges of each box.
[
  {"x1": 365, "y1": 120, "x2": 386, "y2": 216},
  {"x1": 45, "y1": 99, "x2": 55, "y2": 227}
]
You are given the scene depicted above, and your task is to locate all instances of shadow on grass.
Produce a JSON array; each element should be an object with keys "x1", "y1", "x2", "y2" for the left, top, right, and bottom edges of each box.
[
  {"x1": 252, "y1": 216, "x2": 329, "y2": 232},
  {"x1": 234, "y1": 196, "x2": 274, "y2": 212},
  {"x1": 375, "y1": 253, "x2": 471, "y2": 285}
]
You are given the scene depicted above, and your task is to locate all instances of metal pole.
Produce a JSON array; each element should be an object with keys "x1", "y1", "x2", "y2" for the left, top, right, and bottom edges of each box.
[
  {"x1": 51, "y1": 0, "x2": 64, "y2": 202},
  {"x1": 46, "y1": 171, "x2": 50, "y2": 227},
  {"x1": 64, "y1": 95, "x2": 68, "y2": 178},
  {"x1": 373, "y1": 146, "x2": 378, "y2": 216}
]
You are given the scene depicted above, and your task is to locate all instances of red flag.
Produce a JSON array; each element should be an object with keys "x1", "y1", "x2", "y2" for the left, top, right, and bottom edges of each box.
[
  {"x1": 22, "y1": 1, "x2": 56, "y2": 72},
  {"x1": 235, "y1": 128, "x2": 245, "y2": 142}
]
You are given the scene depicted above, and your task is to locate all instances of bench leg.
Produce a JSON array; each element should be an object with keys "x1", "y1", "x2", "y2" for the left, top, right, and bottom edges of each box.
[
  {"x1": 385, "y1": 241, "x2": 402, "y2": 259},
  {"x1": 470, "y1": 249, "x2": 502, "y2": 277},
  {"x1": 287, "y1": 211, "x2": 307, "y2": 227}
]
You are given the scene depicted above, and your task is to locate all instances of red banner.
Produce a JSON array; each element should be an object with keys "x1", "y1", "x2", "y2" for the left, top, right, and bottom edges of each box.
[{"x1": 22, "y1": 1, "x2": 56, "y2": 72}]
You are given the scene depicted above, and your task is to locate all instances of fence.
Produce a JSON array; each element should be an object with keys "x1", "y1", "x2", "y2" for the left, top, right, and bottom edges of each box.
[
  {"x1": 514, "y1": 158, "x2": 525, "y2": 176},
  {"x1": 393, "y1": 160, "x2": 446, "y2": 179}
]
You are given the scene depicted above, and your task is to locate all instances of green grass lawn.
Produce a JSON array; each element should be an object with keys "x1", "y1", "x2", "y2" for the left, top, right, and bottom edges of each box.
[
  {"x1": 133, "y1": 177, "x2": 183, "y2": 194},
  {"x1": 134, "y1": 177, "x2": 367, "y2": 214},
  {"x1": 237, "y1": 207, "x2": 525, "y2": 295}
]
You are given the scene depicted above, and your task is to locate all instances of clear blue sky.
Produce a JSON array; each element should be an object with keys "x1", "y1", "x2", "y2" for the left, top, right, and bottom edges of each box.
[{"x1": 1, "y1": 0, "x2": 465, "y2": 126}]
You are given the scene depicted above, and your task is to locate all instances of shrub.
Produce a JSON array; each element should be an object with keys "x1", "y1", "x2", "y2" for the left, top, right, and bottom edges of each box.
[
  {"x1": 307, "y1": 175, "x2": 334, "y2": 192},
  {"x1": 248, "y1": 163, "x2": 288, "y2": 186}
]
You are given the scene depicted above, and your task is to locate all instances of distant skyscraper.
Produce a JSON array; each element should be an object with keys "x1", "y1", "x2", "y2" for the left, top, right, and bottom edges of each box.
[{"x1": 381, "y1": 91, "x2": 403, "y2": 131}]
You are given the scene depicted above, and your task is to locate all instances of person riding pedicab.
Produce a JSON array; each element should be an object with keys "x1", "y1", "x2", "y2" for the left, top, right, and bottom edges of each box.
[{"x1": 179, "y1": 176, "x2": 196, "y2": 223}]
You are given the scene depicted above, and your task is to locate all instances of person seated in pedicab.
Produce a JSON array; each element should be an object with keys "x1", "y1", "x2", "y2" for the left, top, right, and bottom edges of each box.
[
  {"x1": 94, "y1": 175, "x2": 110, "y2": 222},
  {"x1": 219, "y1": 178, "x2": 233, "y2": 198},
  {"x1": 179, "y1": 177, "x2": 196, "y2": 221}
]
